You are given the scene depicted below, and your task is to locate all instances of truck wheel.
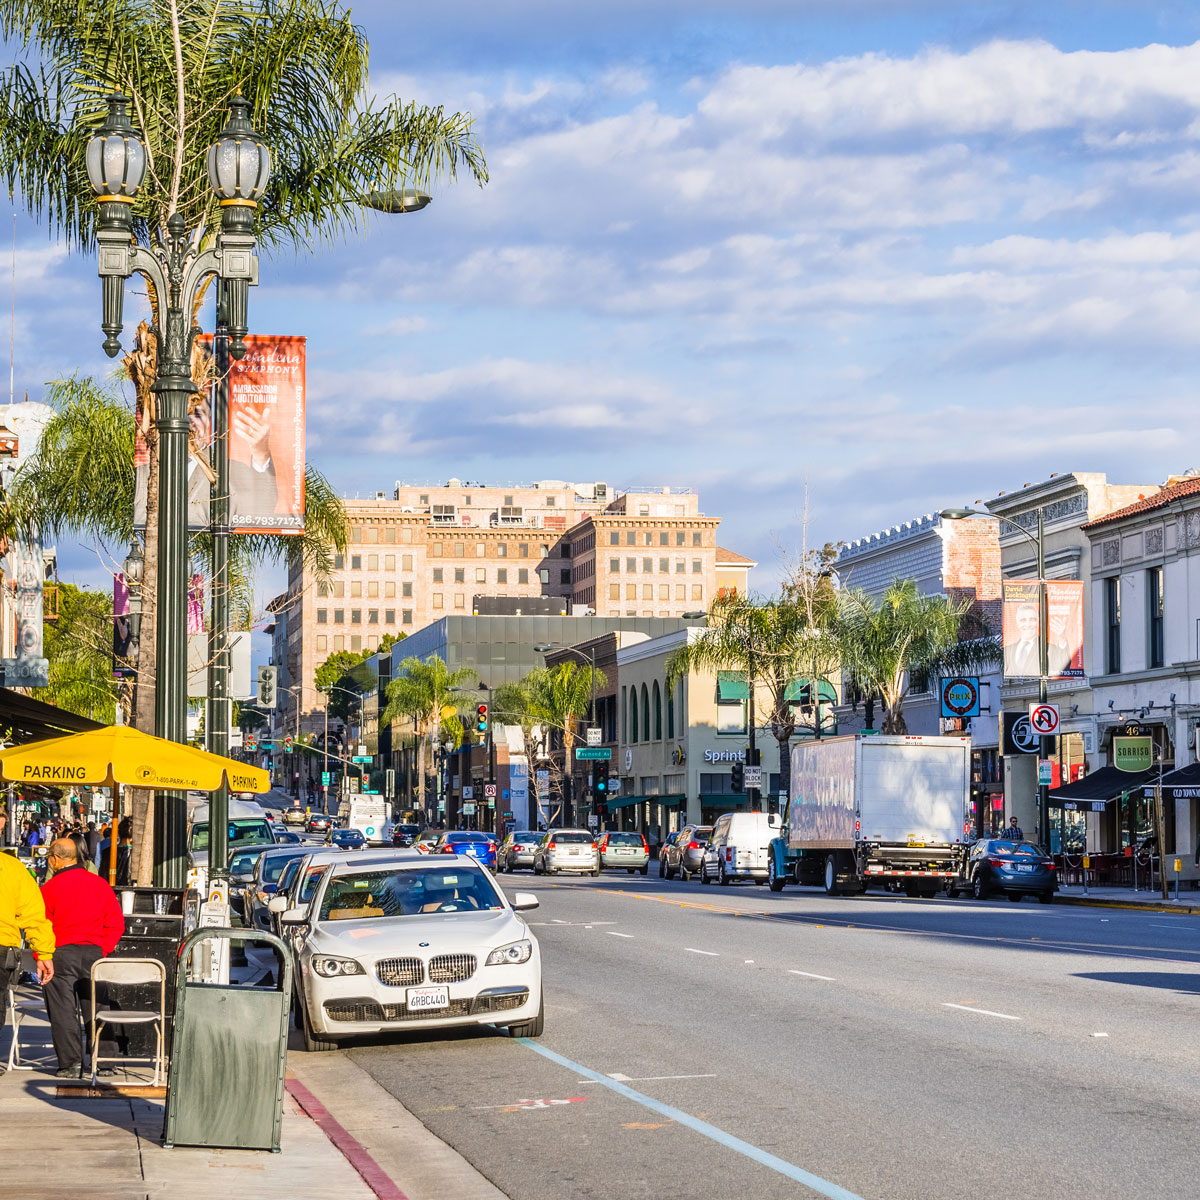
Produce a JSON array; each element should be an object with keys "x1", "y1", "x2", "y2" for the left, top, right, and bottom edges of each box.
[
  {"x1": 768, "y1": 855, "x2": 785, "y2": 893},
  {"x1": 972, "y1": 874, "x2": 990, "y2": 901},
  {"x1": 718, "y1": 860, "x2": 731, "y2": 886},
  {"x1": 824, "y1": 854, "x2": 841, "y2": 897}
]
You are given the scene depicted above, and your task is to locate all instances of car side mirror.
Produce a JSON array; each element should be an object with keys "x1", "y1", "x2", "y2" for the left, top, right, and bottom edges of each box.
[
  {"x1": 510, "y1": 892, "x2": 539, "y2": 911},
  {"x1": 280, "y1": 908, "x2": 309, "y2": 926},
  {"x1": 267, "y1": 895, "x2": 289, "y2": 914}
]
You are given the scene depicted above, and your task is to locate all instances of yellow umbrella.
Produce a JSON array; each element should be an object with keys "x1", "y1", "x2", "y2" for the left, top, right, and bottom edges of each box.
[{"x1": 0, "y1": 727, "x2": 269, "y2": 884}]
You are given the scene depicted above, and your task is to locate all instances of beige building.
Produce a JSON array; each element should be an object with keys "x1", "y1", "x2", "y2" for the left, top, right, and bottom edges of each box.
[{"x1": 278, "y1": 479, "x2": 753, "y2": 744}]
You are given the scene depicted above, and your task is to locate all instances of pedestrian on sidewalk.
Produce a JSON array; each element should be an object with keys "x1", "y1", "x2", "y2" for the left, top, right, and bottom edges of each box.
[
  {"x1": 0, "y1": 837, "x2": 55, "y2": 998},
  {"x1": 97, "y1": 818, "x2": 133, "y2": 887},
  {"x1": 1005, "y1": 816, "x2": 1024, "y2": 840},
  {"x1": 39, "y1": 838, "x2": 124, "y2": 1079},
  {"x1": 84, "y1": 821, "x2": 101, "y2": 861}
]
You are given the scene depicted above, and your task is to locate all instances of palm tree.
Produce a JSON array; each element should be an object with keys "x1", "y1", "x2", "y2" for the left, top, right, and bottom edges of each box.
[
  {"x1": 1, "y1": 0, "x2": 484, "y2": 877},
  {"x1": 834, "y1": 578, "x2": 1000, "y2": 735},
  {"x1": 380, "y1": 656, "x2": 476, "y2": 819},
  {"x1": 35, "y1": 583, "x2": 121, "y2": 723},
  {"x1": 666, "y1": 591, "x2": 837, "y2": 809}
]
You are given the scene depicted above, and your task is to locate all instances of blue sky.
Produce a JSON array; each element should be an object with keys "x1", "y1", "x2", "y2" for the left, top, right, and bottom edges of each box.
[{"x1": 12, "y1": 0, "x2": 1200, "y2": 611}]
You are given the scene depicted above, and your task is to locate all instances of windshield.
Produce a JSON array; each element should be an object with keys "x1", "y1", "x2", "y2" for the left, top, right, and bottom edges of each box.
[
  {"x1": 229, "y1": 849, "x2": 264, "y2": 875},
  {"x1": 263, "y1": 854, "x2": 306, "y2": 884},
  {"x1": 333, "y1": 830, "x2": 364, "y2": 843},
  {"x1": 319, "y1": 865, "x2": 504, "y2": 921},
  {"x1": 189, "y1": 819, "x2": 273, "y2": 852}
]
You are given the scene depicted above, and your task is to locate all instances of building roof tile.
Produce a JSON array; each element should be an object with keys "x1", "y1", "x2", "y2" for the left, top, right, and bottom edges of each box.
[{"x1": 1081, "y1": 475, "x2": 1200, "y2": 530}]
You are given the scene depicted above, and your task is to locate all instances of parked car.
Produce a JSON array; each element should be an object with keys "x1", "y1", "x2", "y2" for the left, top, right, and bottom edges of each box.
[
  {"x1": 598, "y1": 831, "x2": 649, "y2": 874},
  {"x1": 281, "y1": 856, "x2": 543, "y2": 1051},
  {"x1": 307, "y1": 813, "x2": 333, "y2": 834},
  {"x1": 227, "y1": 846, "x2": 270, "y2": 919},
  {"x1": 700, "y1": 811, "x2": 780, "y2": 885},
  {"x1": 391, "y1": 823, "x2": 423, "y2": 847},
  {"x1": 532, "y1": 829, "x2": 600, "y2": 877},
  {"x1": 965, "y1": 839, "x2": 1057, "y2": 903},
  {"x1": 244, "y1": 845, "x2": 312, "y2": 932},
  {"x1": 661, "y1": 824, "x2": 713, "y2": 882},
  {"x1": 496, "y1": 831, "x2": 542, "y2": 873},
  {"x1": 432, "y1": 831, "x2": 497, "y2": 869},
  {"x1": 328, "y1": 827, "x2": 367, "y2": 849}
]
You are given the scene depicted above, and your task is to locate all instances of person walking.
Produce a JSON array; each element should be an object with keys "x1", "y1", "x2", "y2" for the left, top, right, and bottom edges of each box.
[
  {"x1": 39, "y1": 838, "x2": 124, "y2": 1078},
  {"x1": 0, "y1": 840, "x2": 55, "y2": 1001},
  {"x1": 84, "y1": 821, "x2": 102, "y2": 861}
]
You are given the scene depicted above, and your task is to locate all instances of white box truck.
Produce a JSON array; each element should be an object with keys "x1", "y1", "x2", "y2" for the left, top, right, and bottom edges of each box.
[{"x1": 766, "y1": 734, "x2": 972, "y2": 897}]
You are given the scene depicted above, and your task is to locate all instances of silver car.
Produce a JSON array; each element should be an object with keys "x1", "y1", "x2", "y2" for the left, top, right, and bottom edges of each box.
[
  {"x1": 282, "y1": 858, "x2": 543, "y2": 1051},
  {"x1": 496, "y1": 831, "x2": 541, "y2": 873},
  {"x1": 532, "y1": 829, "x2": 600, "y2": 876},
  {"x1": 598, "y1": 831, "x2": 649, "y2": 874}
]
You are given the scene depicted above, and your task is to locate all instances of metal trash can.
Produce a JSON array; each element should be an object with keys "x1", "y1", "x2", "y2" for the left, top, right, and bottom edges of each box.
[
  {"x1": 163, "y1": 929, "x2": 292, "y2": 1151},
  {"x1": 111, "y1": 887, "x2": 187, "y2": 1057}
]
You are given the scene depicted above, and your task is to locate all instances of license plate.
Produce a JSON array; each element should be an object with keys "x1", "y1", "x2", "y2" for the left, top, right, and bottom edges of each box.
[
  {"x1": 569, "y1": 847, "x2": 580, "y2": 855},
  {"x1": 907, "y1": 839, "x2": 925, "y2": 847},
  {"x1": 406, "y1": 985, "x2": 450, "y2": 1011},
  {"x1": 1016, "y1": 864, "x2": 1033, "y2": 872}
]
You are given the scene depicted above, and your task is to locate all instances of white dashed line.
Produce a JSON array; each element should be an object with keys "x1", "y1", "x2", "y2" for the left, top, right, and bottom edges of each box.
[
  {"x1": 686, "y1": 948, "x2": 719, "y2": 956},
  {"x1": 943, "y1": 1003, "x2": 1021, "y2": 1021},
  {"x1": 607, "y1": 932, "x2": 635, "y2": 938},
  {"x1": 788, "y1": 970, "x2": 835, "y2": 981}
]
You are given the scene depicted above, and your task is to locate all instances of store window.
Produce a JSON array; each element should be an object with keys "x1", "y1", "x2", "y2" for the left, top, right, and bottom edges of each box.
[
  {"x1": 1148, "y1": 565, "x2": 1164, "y2": 669},
  {"x1": 1106, "y1": 577, "x2": 1121, "y2": 674}
]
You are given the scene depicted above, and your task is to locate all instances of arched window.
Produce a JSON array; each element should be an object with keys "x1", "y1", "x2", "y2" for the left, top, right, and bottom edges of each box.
[
  {"x1": 667, "y1": 683, "x2": 675, "y2": 741},
  {"x1": 653, "y1": 682, "x2": 662, "y2": 741},
  {"x1": 630, "y1": 687, "x2": 639, "y2": 744},
  {"x1": 641, "y1": 683, "x2": 650, "y2": 743}
]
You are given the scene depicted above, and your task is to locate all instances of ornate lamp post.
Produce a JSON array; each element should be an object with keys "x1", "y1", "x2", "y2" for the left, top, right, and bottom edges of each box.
[{"x1": 87, "y1": 94, "x2": 269, "y2": 887}]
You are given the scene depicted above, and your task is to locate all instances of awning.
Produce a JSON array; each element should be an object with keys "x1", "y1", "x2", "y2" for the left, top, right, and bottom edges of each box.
[
  {"x1": 717, "y1": 671, "x2": 749, "y2": 702},
  {"x1": 698, "y1": 793, "x2": 755, "y2": 808},
  {"x1": 605, "y1": 793, "x2": 685, "y2": 810},
  {"x1": 1049, "y1": 764, "x2": 1157, "y2": 809},
  {"x1": 0, "y1": 687, "x2": 104, "y2": 745},
  {"x1": 785, "y1": 678, "x2": 837, "y2": 705},
  {"x1": 1148, "y1": 763, "x2": 1200, "y2": 802}
]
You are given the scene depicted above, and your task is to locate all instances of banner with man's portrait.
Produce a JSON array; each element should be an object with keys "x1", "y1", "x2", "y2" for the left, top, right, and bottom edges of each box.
[{"x1": 1002, "y1": 579, "x2": 1084, "y2": 680}]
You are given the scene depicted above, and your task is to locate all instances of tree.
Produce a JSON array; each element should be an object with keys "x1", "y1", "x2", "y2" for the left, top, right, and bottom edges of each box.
[
  {"x1": 666, "y1": 591, "x2": 837, "y2": 810},
  {"x1": 313, "y1": 633, "x2": 405, "y2": 722},
  {"x1": 34, "y1": 583, "x2": 121, "y2": 723},
  {"x1": 0, "y1": 0, "x2": 485, "y2": 878},
  {"x1": 380, "y1": 656, "x2": 476, "y2": 818},
  {"x1": 834, "y1": 578, "x2": 999, "y2": 735}
]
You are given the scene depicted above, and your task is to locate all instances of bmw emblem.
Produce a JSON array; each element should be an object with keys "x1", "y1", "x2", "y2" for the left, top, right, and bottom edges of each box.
[{"x1": 418, "y1": 942, "x2": 429, "y2": 948}]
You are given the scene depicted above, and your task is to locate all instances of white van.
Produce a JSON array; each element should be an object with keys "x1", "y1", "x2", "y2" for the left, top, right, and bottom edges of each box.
[{"x1": 700, "y1": 811, "x2": 782, "y2": 885}]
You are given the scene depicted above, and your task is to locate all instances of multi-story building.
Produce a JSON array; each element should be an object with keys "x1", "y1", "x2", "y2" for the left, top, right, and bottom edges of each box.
[{"x1": 280, "y1": 478, "x2": 753, "y2": 751}]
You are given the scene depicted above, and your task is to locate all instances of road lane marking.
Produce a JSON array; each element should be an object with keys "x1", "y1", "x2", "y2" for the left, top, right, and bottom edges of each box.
[
  {"x1": 1092, "y1": 1032, "x2": 1109, "y2": 1038},
  {"x1": 789, "y1": 970, "x2": 835, "y2": 981},
  {"x1": 943, "y1": 1003, "x2": 1021, "y2": 1021},
  {"x1": 686, "y1": 948, "x2": 719, "y2": 956},
  {"x1": 579, "y1": 1073, "x2": 718, "y2": 1084},
  {"x1": 607, "y1": 932, "x2": 635, "y2": 938},
  {"x1": 515, "y1": 1040, "x2": 866, "y2": 1200}
]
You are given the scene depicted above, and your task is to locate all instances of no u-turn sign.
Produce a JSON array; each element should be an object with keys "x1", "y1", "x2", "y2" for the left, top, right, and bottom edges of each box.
[{"x1": 1028, "y1": 703, "x2": 1059, "y2": 736}]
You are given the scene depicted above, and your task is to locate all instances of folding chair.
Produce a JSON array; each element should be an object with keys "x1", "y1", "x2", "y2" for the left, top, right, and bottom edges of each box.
[
  {"x1": 5, "y1": 985, "x2": 41, "y2": 1072},
  {"x1": 89, "y1": 958, "x2": 166, "y2": 1087}
]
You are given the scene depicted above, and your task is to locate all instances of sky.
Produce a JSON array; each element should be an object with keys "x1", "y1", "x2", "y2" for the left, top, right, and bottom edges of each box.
[{"x1": 11, "y1": 0, "x2": 1200, "y2": 613}]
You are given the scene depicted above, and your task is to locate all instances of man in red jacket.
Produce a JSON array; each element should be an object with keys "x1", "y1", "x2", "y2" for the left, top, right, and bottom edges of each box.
[{"x1": 40, "y1": 838, "x2": 125, "y2": 1078}]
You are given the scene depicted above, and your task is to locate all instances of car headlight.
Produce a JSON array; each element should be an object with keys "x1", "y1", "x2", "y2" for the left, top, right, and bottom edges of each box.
[
  {"x1": 486, "y1": 939, "x2": 533, "y2": 966},
  {"x1": 311, "y1": 955, "x2": 365, "y2": 978}
]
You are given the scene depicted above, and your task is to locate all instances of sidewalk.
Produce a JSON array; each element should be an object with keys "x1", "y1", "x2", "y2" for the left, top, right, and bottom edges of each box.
[
  {"x1": 1053, "y1": 882, "x2": 1200, "y2": 913},
  {"x1": 0, "y1": 982, "x2": 506, "y2": 1200}
]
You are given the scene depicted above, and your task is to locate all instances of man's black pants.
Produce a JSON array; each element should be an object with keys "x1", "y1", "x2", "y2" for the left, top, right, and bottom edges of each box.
[{"x1": 42, "y1": 944, "x2": 117, "y2": 1070}]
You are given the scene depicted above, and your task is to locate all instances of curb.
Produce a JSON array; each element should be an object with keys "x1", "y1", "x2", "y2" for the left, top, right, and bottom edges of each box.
[{"x1": 1053, "y1": 894, "x2": 1200, "y2": 915}]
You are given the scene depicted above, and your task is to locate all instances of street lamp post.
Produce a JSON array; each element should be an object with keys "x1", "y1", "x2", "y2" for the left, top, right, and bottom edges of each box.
[
  {"x1": 941, "y1": 506, "x2": 1051, "y2": 850},
  {"x1": 534, "y1": 643, "x2": 598, "y2": 829},
  {"x1": 88, "y1": 94, "x2": 269, "y2": 887}
]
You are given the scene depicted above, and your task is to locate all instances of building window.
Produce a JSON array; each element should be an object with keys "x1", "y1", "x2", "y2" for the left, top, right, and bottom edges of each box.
[
  {"x1": 717, "y1": 695, "x2": 746, "y2": 734},
  {"x1": 350, "y1": 635, "x2": 361, "y2": 651},
  {"x1": 675, "y1": 584, "x2": 686, "y2": 600},
  {"x1": 351, "y1": 581, "x2": 362, "y2": 597},
  {"x1": 455, "y1": 568, "x2": 465, "y2": 583},
  {"x1": 642, "y1": 584, "x2": 653, "y2": 599},
  {"x1": 477, "y1": 542, "x2": 486, "y2": 557},
  {"x1": 316, "y1": 609, "x2": 327, "y2": 624},
  {"x1": 667, "y1": 684, "x2": 675, "y2": 739},
  {"x1": 626, "y1": 583, "x2": 636, "y2": 600},
  {"x1": 350, "y1": 526, "x2": 362, "y2": 542},
  {"x1": 402, "y1": 554, "x2": 412, "y2": 570},
  {"x1": 541, "y1": 544, "x2": 550, "y2": 557},
  {"x1": 638, "y1": 504, "x2": 649, "y2": 516},
  {"x1": 333, "y1": 554, "x2": 344, "y2": 569},
  {"x1": 561, "y1": 543, "x2": 571, "y2": 558},
  {"x1": 402, "y1": 581, "x2": 413, "y2": 597},
  {"x1": 455, "y1": 593, "x2": 465, "y2": 609},
  {"x1": 519, "y1": 543, "x2": 529, "y2": 557},
  {"x1": 316, "y1": 635, "x2": 327, "y2": 652},
  {"x1": 317, "y1": 582, "x2": 329, "y2": 597},
  {"x1": 693, "y1": 532, "x2": 702, "y2": 546},
  {"x1": 561, "y1": 569, "x2": 571, "y2": 585},
  {"x1": 692, "y1": 585, "x2": 703, "y2": 600},
  {"x1": 626, "y1": 557, "x2": 637, "y2": 573},
  {"x1": 504, "y1": 495, "x2": 514, "y2": 506},
  {"x1": 367, "y1": 609, "x2": 378, "y2": 624},
  {"x1": 351, "y1": 609, "x2": 361, "y2": 624},
  {"x1": 626, "y1": 531, "x2": 636, "y2": 546},
  {"x1": 433, "y1": 593, "x2": 443, "y2": 609},
  {"x1": 385, "y1": 609, "x2": 395, "y2": 624},
  {"x1": 659, "y1": 584, "x2": 669, "y2": 599},
  {"x1": 657, "y1": 532, "x2": 666, "y2": 546},
  {"x1": 610, "y1": 558, "x2": 620, "y2": 573},
  {"x1": 384, "y1": 527, "x2": 396, "y2": 544},
  {"x1": 432, "y1": 543, "x2": 443, "y2": 557},
  {"x1": 659, "y1": 557, "x2": 668, "y2": 573},
  {"x1": 454, "y1": 543, "x2": 465, "y2": 557},
  {"x1": 629, "y1": 687, "x2": 638, "y2": 744},
  {"x1": 692, "y1": 559, "x2": 702, "y2": 573},
  {"x1": 475, "y1": 567, "x2": 485, "y2": 583},
  {"x1": 433, "y1": 568, "x2": 443, "y2": 583},
  {"x1": 384, "y1": 581, "x2": 396, "y2": 598},
  {"x1": 367, "y1": 581, "x2": 379, "y2": 597},
  {"x1": 538, "y1": 568, "x2": 550, "y2": 584},
  {"x1": 333, "y1": 635, "x2": 345, "y2": 652},
  {"x1": 367, "y1": 634, "x2": 379, "y2": 650},
  {"x1": 367, "y1": 554, "x2": 378, "y2": 570},
  {"x1": 610, "y1": 532, "x2": 619, "y2": 545},
  {"x1": 1148, "y1": 565, "x2": 1164, "y2": 669},
  {"x1": 351, "y1": 554, "x2": 361, "y2": 570},
  {"x1": 497, "y1": 543, "x2": 507, "y2": 558},
  {"x1": 333, "y1": 609, "x2": 344, "y2": 624},
  {"x1": 653, "y1": 682, "x2": 662, "y2": 741},
  {"x1": 609, "y1": 583, "x2": 620, "y2": 600},
  {"x1": 519, "y1": 568, "x2": 529, "y2": 585},
  {"x1": 642, "y1": 557, "x2": 653, "y2": 573},
  {"x1": 675, "y1": 560, "x2": 685, "y2": 573},
  {"x1": 641, "y1": 684, "x2": 650, "y2": 742},
  {"x1": 546, "y1": 495, "x2": 556, "y2": 506},
  {"x1": 1105, "y1": 576, "x2": 1121, "y2": 674},
  {"x1": 402, "y1": 609, "x2": 413, "y2": 624},
  {"x1": 497, "y1": 568, "x2": 508, "y2": 584},
  {"x1": 419, "y1": 493, "x2": 429, "y2": 505},
  {"x1": 400, "y1": 527, "x2": 413, "y2": 544},
  {"x1": 333, "y1": 581, "x2": 344, "y2": 598},
  {"x1": 384, "y1": 554, "x2": 395, "y2": 571}
]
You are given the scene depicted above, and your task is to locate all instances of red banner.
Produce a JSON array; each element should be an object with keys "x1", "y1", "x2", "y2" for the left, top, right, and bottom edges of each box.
[{"x1": 1002, "y1": 579, "x2": 1084, "y2": 679}]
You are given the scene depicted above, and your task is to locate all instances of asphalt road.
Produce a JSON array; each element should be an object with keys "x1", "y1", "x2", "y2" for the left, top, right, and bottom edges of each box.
[{"x1": 329, "y1": 871, "x2": 1200, "y2": 1200}]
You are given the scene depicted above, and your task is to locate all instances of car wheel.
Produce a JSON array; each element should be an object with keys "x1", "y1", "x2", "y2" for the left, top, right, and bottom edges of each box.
[
  {"x1": 679, "y1": 865, "x2": 689, "y2": 882},
  {"x1": 700, "y1": 863, "x2": 710, "y2": 885},
  {"x1": 718, "y1": 859, "x2": 730, "y2": 886},
  {"x1": 591, "y1": 864, "x2": 600, "y2": 877},
  {"x1": 768, "y1": 854, "x2": 785, "y2": 893},
  {"x1": 301, "y1": 1000, "x2": 338, "y2": 1053},
  {"x1": 1039, "y1": 891, "x2": 1054, "y2": 904},
  {"x1": 640, "y1": 863, "x2": 649, "y2": 875},
  {"x1": 1008, "y1": 892, "x2": 1022, "y2": 902},
  {"x1": 507, "y1": 987, "x2": 545, "y2": 1039},
  {"x1": 658, "y1": 857, "x2": 665, "y2": 878},
  {"x1": 972, "y1": 873, "x2": 990, "y2": 901}
]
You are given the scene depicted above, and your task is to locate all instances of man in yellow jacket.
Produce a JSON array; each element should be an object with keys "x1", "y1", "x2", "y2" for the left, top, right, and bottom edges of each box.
[{"x1": 0, "y1": 846, "x2": 55, "y2": 994}]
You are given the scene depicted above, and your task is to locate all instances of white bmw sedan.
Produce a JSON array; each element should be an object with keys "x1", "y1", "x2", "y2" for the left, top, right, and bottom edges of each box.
[{"x1": 282, "y1": 856, "x2": 543, "y2": 1051}]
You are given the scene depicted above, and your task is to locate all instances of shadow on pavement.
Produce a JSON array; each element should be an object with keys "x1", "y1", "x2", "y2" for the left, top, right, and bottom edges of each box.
[{"x1": 1073, "y1": 971, "x2": 1200, "y2": 995}]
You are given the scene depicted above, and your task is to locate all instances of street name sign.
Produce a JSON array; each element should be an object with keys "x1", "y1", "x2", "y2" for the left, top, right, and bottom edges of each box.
[{"x1": 576, "y1": 747, "x2": 612, "y2": 761}]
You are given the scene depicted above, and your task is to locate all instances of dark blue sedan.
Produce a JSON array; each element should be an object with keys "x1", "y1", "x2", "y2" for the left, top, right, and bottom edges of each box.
[
  {"x1": 434, "y1": 830, "x2": 498, "y2": 869},
  {"x1": 966, "y1": 839, "x2": 1057, "y2": 903}
]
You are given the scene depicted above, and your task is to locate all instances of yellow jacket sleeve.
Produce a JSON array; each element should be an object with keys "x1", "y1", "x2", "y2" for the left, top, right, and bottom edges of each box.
[{"x1": 1, "y1": 857, "x2": 55, "y2": 959}]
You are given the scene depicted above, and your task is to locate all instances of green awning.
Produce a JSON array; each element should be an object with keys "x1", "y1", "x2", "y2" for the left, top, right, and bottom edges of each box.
[
  {"x1": 785, "y1": 678, "x2": 838, "y2": 705},
  {"x1": 605, "y1": 793, "x2": 686, "y2": 810},
  {"x1": 698, "y1": 793, "x2": 754, "y2": 808},
  {"x1": 717, "y1": 671, "x2": 749, "y2": 701}
]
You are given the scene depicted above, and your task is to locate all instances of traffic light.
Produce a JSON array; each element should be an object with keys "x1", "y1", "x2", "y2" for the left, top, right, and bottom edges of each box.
[
  {"x1": 257, "y1": 665, "x2": 277, "y2": 708},
  {"x1": 476, "y1": 702, "x2": 489, "y2": 735},
  {"x1": 731, "y1": 759, "x2": 744, "y2": 793},
  {"x1": 594, "y1": 761, "x2": 609, "y2": 795},
  {"x1": 284, "y1": 735, "x2": 293, "y2": 753}
]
